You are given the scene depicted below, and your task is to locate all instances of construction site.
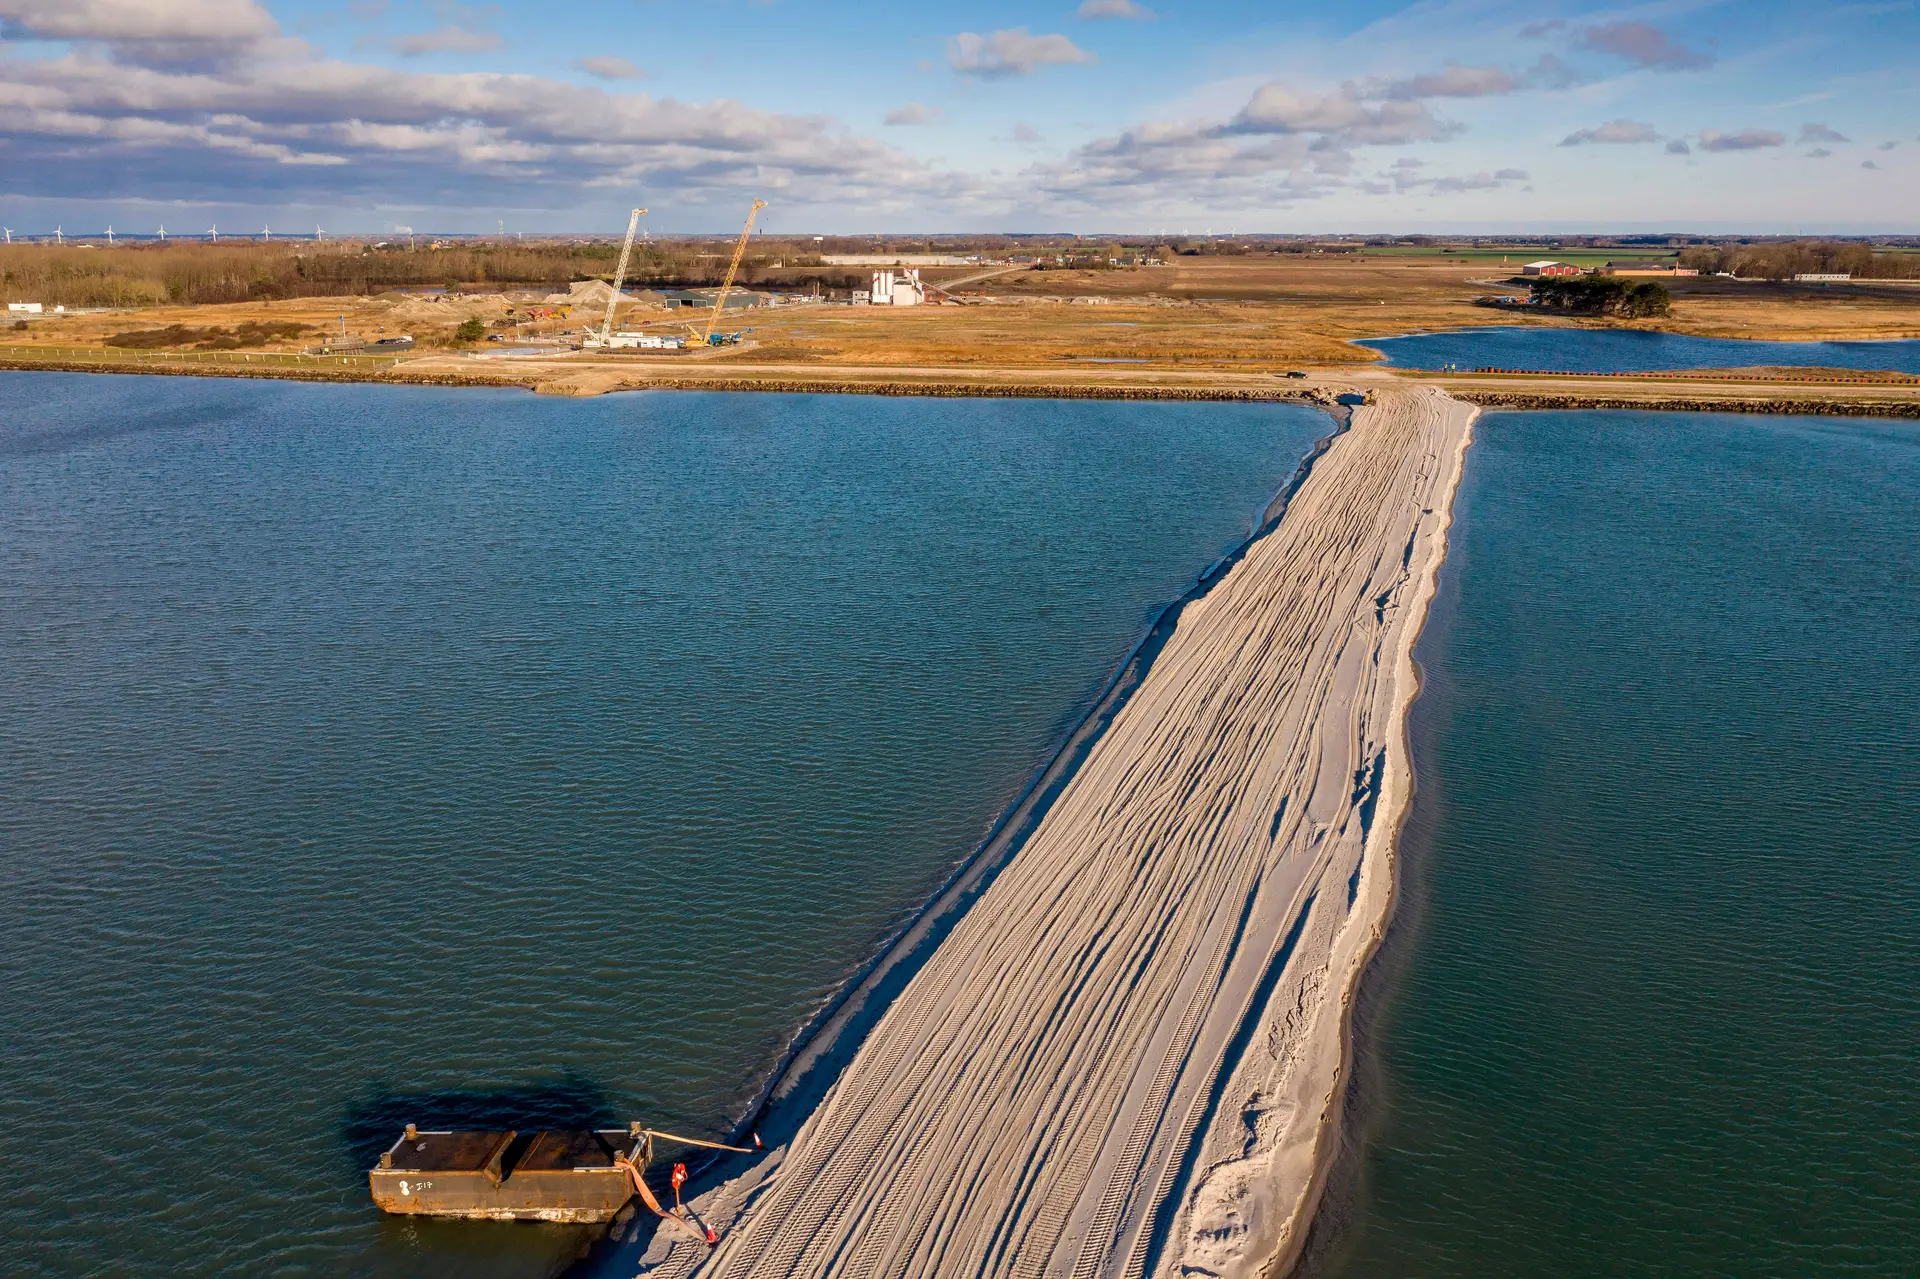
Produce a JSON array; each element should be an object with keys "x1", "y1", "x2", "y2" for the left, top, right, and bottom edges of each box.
[{"x1": 5, "y1": 210, "x2": 1920, "y2": 398}]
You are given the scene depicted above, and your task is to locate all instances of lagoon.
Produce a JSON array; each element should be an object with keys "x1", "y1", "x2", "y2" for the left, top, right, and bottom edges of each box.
[
  {"x1": 1315, "y1": 409, "x2": 1920, "y2": 1279},
  {"x1": 0, "y1": 374, "x2": 1325, "y2": 1278},
  {"x1": 1362, "y1": 326, "x2": 1920, "y2": 373}
]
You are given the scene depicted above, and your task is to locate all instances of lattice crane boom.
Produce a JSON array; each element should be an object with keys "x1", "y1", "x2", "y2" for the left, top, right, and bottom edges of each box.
[
  {"x1": 598, "y1": 206, "x2": 648, "y2": 346},
  {"x1": 700, "y1": 199, "x2": 767, "y2": 345}
]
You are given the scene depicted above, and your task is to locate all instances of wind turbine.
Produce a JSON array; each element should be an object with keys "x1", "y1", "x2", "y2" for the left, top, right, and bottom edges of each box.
[
  {"x1": 55, "y1": 225, "x2": 64, "y2": 245},
  {"x1": 262, "y1": 224, "x2": 271, "y2": 243},
  {"x1": 106, "y1": 225, "x2": 115, "y2": 245},
  {"x1": 315, "y1": 224, "x2": 324, "y2": 242},
  {"x1": 158, "y1": 224, "x2": 166, "y2": 241},
  {"x1": 2, "y1": 228, "x2": 11, "y2": 244},
  {"x1": 209, "y1": 224, "x2": 218, "y2": 243}
]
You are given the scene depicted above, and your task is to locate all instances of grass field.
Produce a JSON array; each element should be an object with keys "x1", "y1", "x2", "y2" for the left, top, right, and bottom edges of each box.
[{"x1": 6, "y1": 256, "x2": 1917, "y2": 374}]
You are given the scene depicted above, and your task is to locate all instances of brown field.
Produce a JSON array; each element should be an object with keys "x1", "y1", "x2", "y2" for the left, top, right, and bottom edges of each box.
[{"x1": 6, "y1": 256, "x2": 1918, "y2": 373}]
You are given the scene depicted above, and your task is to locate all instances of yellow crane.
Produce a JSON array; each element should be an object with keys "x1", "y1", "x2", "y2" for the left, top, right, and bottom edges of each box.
[{"x1": 698, "y1": 198, "x2": 767, "y2": 346}]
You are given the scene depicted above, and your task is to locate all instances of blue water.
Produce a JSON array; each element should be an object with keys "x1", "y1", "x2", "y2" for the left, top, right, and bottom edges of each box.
[
  {"x1": 1314, "y1": 410, "x2": 1920, "y2": 1278},
  {"x1": 0, "y1": 373, "x2": 1327, "y2": 1278},
  {"x1": 1362, "y1": 326, "x2": 1920, "y2": 373}
]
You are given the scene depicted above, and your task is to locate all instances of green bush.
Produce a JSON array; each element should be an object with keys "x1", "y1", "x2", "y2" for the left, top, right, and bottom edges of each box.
[
  {"x1": 454, "y1": 317, "x2": 487, "y2": 342},
  {"x1": 1529, "y1": 277, "x2": 1671, "y2": 318}
]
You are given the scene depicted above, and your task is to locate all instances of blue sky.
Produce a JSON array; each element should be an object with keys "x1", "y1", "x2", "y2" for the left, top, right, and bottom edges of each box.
[{"x1": 2, "y1": 0, "x2": 1917, "y2": 233}]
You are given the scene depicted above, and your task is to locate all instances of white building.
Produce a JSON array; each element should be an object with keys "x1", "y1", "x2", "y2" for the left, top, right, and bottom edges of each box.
[
  {"x1": 8, "y1": 302, "x2": 44, "y2": 314},
  {"x1": 826, "y1": 254, "x2": 977, "y2": 266},
  {"x1": 870, "y1": 269, "x2": 926, "y2": 306},
  {"x1": 608, "y1": 332, "x2": 684, "y2": 349}
]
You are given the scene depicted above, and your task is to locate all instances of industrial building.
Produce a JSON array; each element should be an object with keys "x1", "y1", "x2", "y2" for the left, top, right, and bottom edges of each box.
[
  {"x1": 824, "y1": 254, "x2": 979, "y2": 266},
  {"x1": 1600, "y1": 263, "x2": 1699, "y2": 277},
  {"x1": 1522, "y1": 260, "x2": 1583, "y2": 277},
  {"x1": 869, "y1": 269, "x2": 926, "y2": 306}
]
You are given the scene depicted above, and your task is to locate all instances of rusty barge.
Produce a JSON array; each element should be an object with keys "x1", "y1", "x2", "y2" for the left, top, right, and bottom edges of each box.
[
  {"x1": 370, "y1": 1122, "x2": 757, "y2": 1230},
  {"x1": 370, "y1": 1124, "x2": 646, "y2": 1222}
]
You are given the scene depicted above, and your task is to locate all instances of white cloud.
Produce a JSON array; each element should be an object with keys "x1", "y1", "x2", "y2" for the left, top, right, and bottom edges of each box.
[
  {"x1": 577, "y1": 56, "x2": 644, "y2": 80},
  {"x1": 1429, "y1": 168, "x2": 1528, "y2": 193},
  {"x1": 392, "y1": 26, "x2": 502, "y2": 56},
  {"x1": 1575, "y1": 22, "x2": 1713, "y2": 70},
  {"x1": 1797, "y1": 122, "x2": 1848, "y2": 143},
  {"x1": 0, "y1": 46, "x2": 979, "y2": 215},
  {"x1": 884, "y1": 101, "x2": 941, "y2": 126},
  {"x1": 947, "y1": 29, "x2": 1096, "y2": 78},
  {"x1": 1013, "y1": 50, "x2": 1557, "y2": 215},
  {"x1": 0, "y1": 0, "x2": 282, "y2": 67},
  {"x1": 0, "y1": 0, "x2": 276, "y2": 43},
  {"x1": 1369, "y1": 64, "x2": 1519, "y2": 100},
  {"x1": 1232, "y1": 83, "x2": 1459, "y2": 146},
  {"x1": 1560, "y1": 119, "x2": 1660, "y2": 146},
  {"x1": 1699, "y1": 128, "x2": 1785, "y2": 152},
  {"x1": 1076, "y1": 0, "x2": 1154, "y2": 19}
]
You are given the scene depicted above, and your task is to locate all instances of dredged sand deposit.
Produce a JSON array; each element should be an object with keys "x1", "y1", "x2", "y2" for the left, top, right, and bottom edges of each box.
[{"x1": 639, "y1": 386, "x2": 1476, "y2": 1279}]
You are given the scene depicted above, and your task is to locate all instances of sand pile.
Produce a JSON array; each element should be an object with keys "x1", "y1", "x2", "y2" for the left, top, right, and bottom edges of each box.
[{"x1": 640, "y1": 387, "x2": 1475, "y2": 1279}]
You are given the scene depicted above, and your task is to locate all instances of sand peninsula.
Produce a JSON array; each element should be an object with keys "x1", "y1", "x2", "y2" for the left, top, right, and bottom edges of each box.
[{"x1": 613, "y1": 385, "x2": 1475, "y2": 1278}]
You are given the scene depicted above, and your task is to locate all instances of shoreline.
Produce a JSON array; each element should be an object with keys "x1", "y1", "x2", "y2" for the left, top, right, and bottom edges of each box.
[
  {"x1": 4, "y1": 354, "x2": 1918, "y2": 418},
  {"x1": 613, "y1": 387, "x2": 1475, "y2": 1279},
  {"x1": 697, "y1": 405, "x2": 1355, "y2": 1170},
  {"x1": 1246, "y1": 403, "x2": 1475, "y2": 1278}
]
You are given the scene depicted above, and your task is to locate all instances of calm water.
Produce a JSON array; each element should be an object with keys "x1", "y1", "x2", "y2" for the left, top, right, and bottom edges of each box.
[
  {"x1": 1363, "y1": 326, "x2": 1920, "y2": 373},
  {"x1": 0, "y1": 374, "x2": 1326, "y2": 1278},
  {"x1": 1317, "y1": 410, "x2": 1920, "y2": 1278}
]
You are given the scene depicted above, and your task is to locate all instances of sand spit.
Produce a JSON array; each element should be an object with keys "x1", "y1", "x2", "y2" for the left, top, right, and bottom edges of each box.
[{"x1": 622, "y1": 387, "x2": 1476, "y2": 1279}]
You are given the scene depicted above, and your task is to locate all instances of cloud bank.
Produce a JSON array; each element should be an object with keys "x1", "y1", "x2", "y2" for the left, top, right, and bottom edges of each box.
[{"x1": 947, "y1": 29, "x2": 1096, "y2": 78}]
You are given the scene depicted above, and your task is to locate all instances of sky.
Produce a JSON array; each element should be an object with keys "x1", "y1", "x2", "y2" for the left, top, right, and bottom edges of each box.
[{"x1": 2, "y1": 0, "x2": 1918, "y2": 234}]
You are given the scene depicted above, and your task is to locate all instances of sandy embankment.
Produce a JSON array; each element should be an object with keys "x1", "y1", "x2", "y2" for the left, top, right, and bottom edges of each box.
[{"x1": 631, "y1": 387, "x2": 1476, "y2": 1279}]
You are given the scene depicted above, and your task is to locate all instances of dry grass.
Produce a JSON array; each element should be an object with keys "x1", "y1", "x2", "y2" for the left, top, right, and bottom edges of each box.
[{"x1": 8, "y1": 256, "x2": 1917, "y2": 366}]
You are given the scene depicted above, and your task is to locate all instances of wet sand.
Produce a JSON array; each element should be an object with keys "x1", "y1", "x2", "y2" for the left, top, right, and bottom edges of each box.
[{"x1": 627, "y1": 386, "x2": 1475, "y2": 1279}]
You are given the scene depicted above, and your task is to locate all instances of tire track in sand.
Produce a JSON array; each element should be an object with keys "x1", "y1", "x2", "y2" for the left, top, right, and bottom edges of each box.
[{"x1": 684, "y1": 386, "x2": 1476, "y2": 1279}]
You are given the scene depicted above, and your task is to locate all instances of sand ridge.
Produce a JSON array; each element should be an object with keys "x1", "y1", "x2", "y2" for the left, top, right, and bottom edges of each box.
[{"x1": 637, "y1": 387, "x2": 1475, "y2": 1279}]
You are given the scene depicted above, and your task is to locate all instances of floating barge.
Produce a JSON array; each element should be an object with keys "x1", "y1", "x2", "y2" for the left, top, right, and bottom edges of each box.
[{"x1": 370, "y1": 1124, "x2": 647, "y2": 1223}]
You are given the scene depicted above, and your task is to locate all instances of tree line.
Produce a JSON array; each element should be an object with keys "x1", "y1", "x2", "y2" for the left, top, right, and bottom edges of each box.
[
  {"x1": 0, "y1": 240, "x2": 872, "y2": 308},
  {"x1": 1678, "y1": 240, "x2": 1920, "y2": 280}
]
